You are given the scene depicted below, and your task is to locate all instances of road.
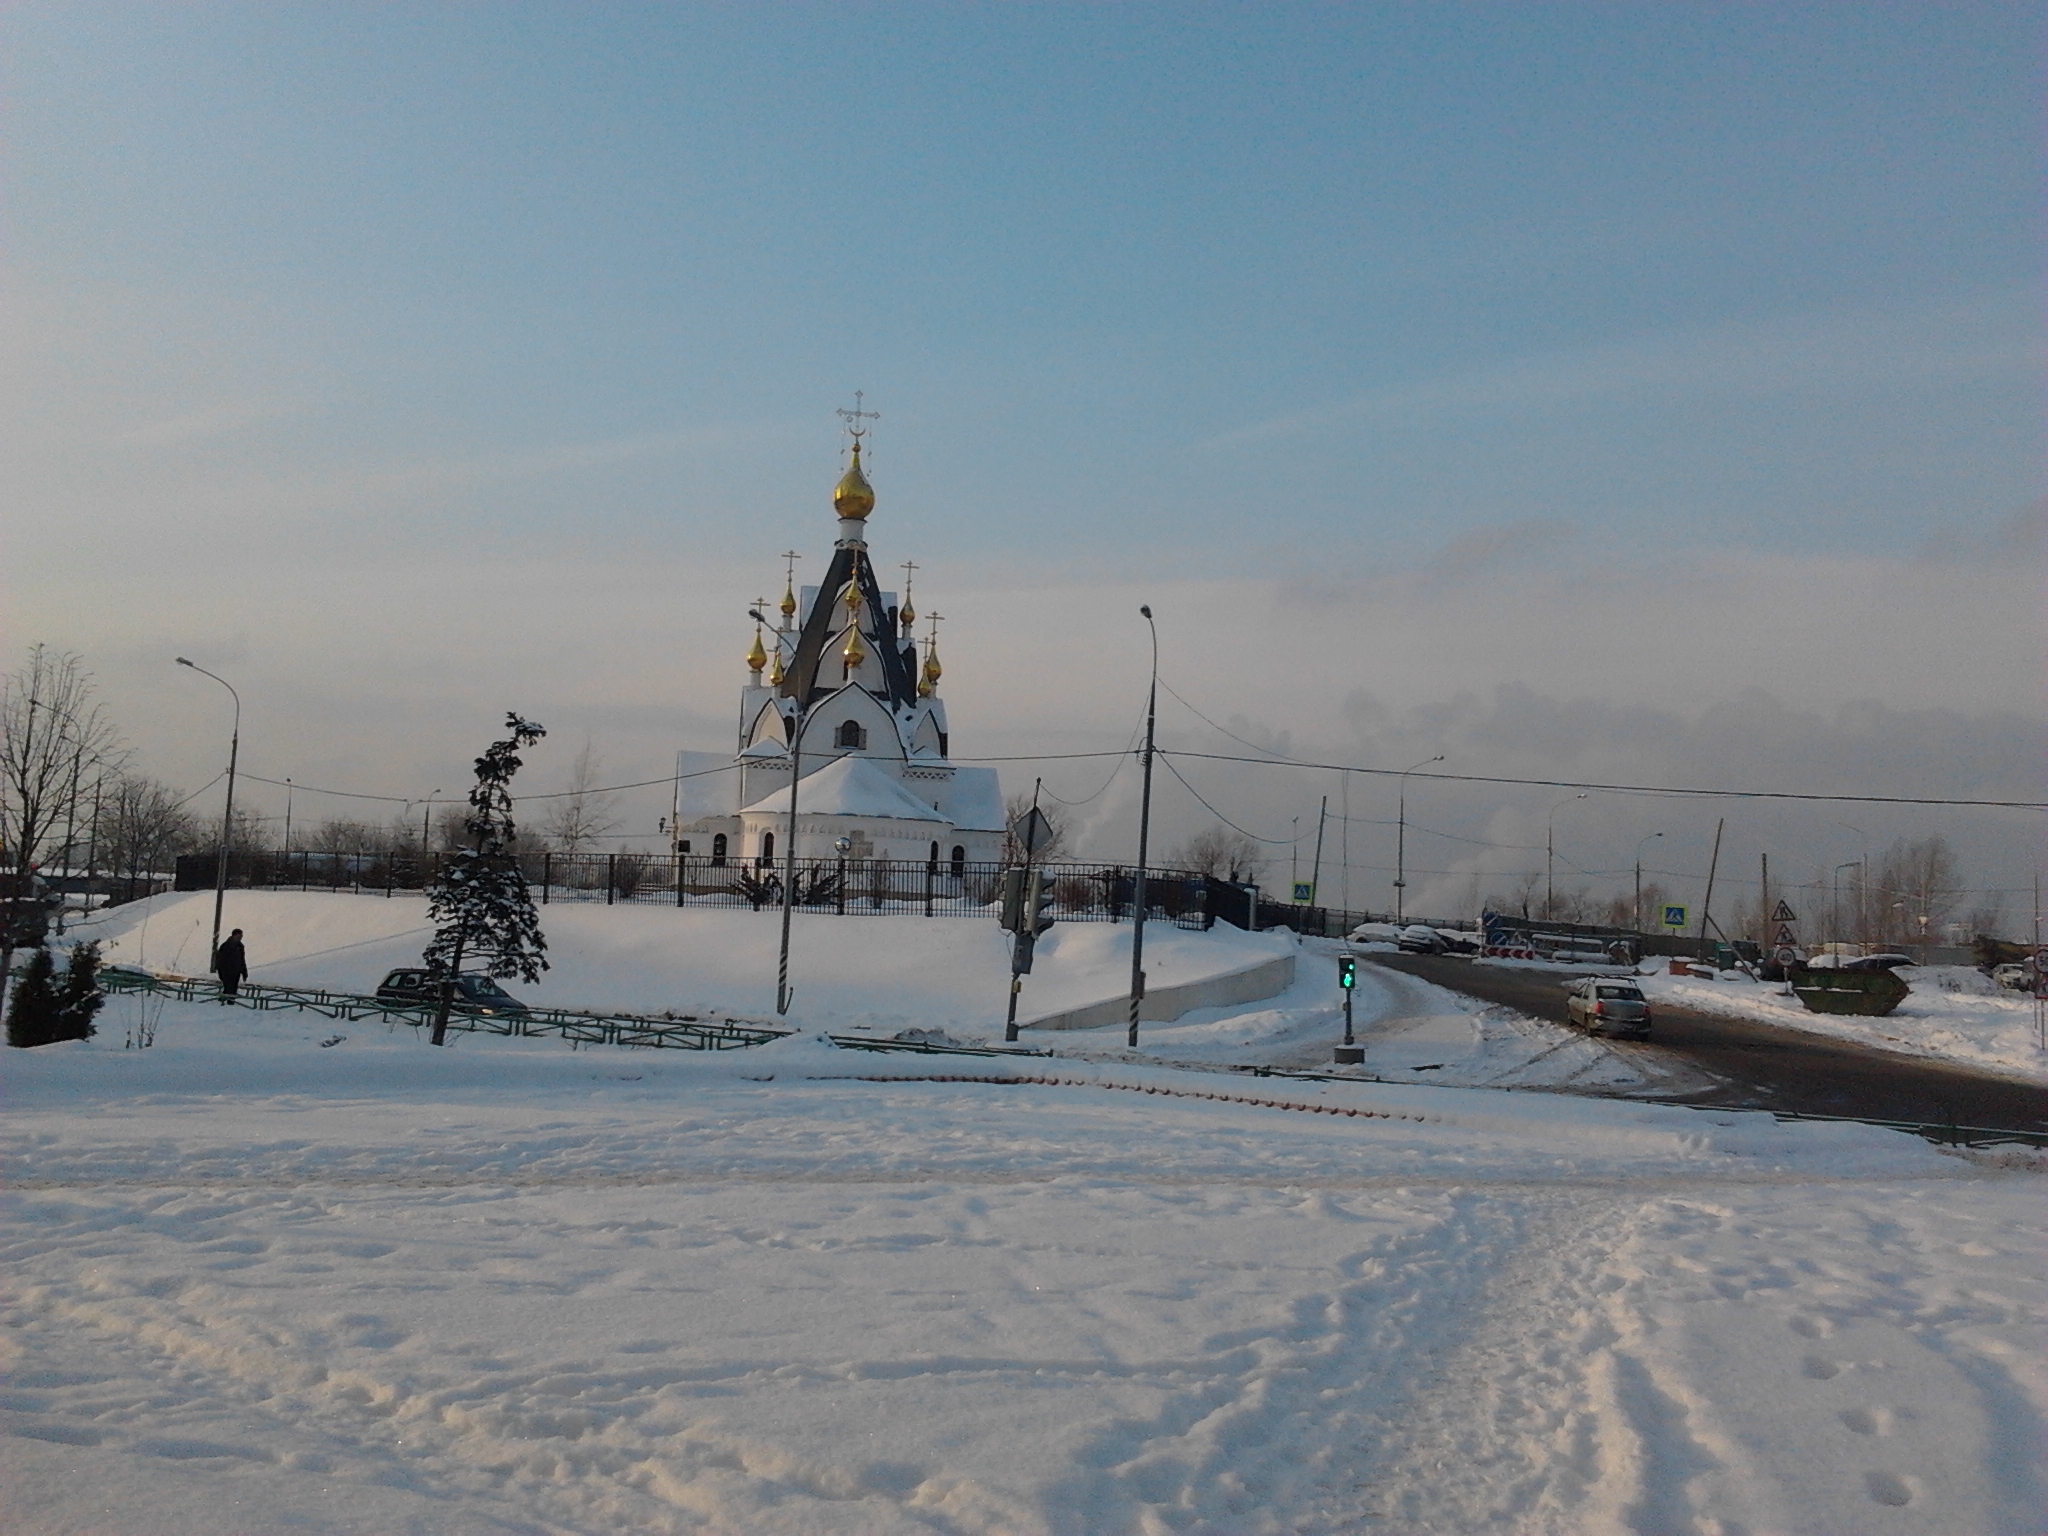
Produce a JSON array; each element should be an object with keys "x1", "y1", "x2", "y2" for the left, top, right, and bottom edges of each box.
[{"x1": 1370, "y1": 953, "x2": 2048, "y2": 1133}]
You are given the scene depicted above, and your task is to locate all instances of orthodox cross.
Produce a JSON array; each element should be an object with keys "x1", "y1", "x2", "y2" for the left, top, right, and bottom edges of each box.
[
  {"x1": 836, "y1": 390, "x2": 880, "y2": 444},
  {"x1": 898, "y1": 560, "x2": 919, "y2": 629}
]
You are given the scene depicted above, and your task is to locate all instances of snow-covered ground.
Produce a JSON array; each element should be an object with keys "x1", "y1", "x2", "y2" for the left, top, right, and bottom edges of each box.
[
  {"x1": 67, "y1": 890, "x2": 1294, "y2": 1037},
  {"x1": 5, "y1": 999, "x2": 2044, "y2": 1535},
  {"x1": 1635, "y1": 963, "x2": 2048, "y2": 1086},
  {"x1": 7, "y1": 897, "x2": 2045, "y2": 1532}
]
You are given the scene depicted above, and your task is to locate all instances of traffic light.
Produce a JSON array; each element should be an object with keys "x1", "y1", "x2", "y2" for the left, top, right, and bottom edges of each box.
[
  {"x1": 1026, "y1": 869, "x2": 1057, "y2": 935},
  {"x1": 1337, "y1": 956, "x2": 1357, "y2": 989},
  {"x1": 997, "y1": 867, "x2": 1025, "y2": 932}
]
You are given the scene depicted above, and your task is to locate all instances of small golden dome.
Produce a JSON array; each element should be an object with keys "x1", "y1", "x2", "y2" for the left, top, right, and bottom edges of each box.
[
  {"x1": 769, "y1": 648, "x2": 785, "y2": 686},
  {"x1": 922, "y1": 644, "x2": 942, "y2": 687},
  {"x1": 900, "y1": 595, "x2": 915, "y2": 630},
  {"x1": 843, "y1": 626, "x2": 867, "y2": 670},
  {"x1": 746, "y1": 628, "x2": 768, "y2": 673},
  {"x1": 844, "y1": 581, "x2": 861, "y2": 617},
  {"x1": 779, "y1": 583, "x2": 797, "y2": 620},
  {"x1": 833, "y1": 441, "x2": 875, "y2": 521}
]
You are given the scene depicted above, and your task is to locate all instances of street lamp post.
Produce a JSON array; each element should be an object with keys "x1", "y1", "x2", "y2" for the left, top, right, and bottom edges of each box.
[
  {"x1": 1633, "y1": 831, "x2": 1664, "y2": 933},
  {"x1": 1832, "y1": 861, "x2": 1861, "y2": 952},
  {"x1": 176, "y1": 658, "x2": 241, "y2": 969},
  {"x1": 1127, "y1": 605, "x2": 1159, "y2": 1050},
  {"x1": 1393, "y1": 754, "x2": 1444, "y2": 922},
  {"x1": 1546, "y1": 793, "x2": 1587, "y2": 920},
  {"x1": 751, "y1": 608, "x2": 811, "y2": 1017}
]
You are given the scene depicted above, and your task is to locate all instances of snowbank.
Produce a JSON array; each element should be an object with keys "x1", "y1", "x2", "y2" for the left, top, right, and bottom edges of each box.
[
  {"x1": 68, "y1": 889, "x2": 1297, "y2": 1037},
  {"x1": 1638, "y1": 963, "x2": 2048, "y2": 1085}
]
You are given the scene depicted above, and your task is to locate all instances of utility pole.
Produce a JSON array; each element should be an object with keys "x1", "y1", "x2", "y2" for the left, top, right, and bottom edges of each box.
[
  {"x1": 1127, "y1": 605, "x2": 1159, "y2": 1049},
  {"x1": 1697, "y1": 817, "x2": 1725, "y2": 961},
  {"x1": 176, "y1": 658, "x2": 241, "y2": 969},
  {"x1": 1308, "y1": 796, "x2": 1327, "y2": 914}
]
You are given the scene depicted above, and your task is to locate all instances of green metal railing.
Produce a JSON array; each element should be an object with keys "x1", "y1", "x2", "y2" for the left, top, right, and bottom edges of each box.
[{"x1": 98, "y1": 968, "x2": 789, "y2": 1051}]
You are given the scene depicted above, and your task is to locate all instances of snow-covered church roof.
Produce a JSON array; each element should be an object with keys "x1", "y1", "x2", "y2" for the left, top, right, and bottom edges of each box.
[{"x1": 738, "y1": 753, "x2": 949, "y2": 824}]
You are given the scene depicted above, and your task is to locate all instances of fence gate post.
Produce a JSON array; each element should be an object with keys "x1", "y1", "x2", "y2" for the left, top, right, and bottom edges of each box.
[
  {"x1": 925, "y1": 860, "x2": 935, "y2": 917},
  {"x1": 836, "y1": 858, "x2": 847, "y2": 915},
  {"x1": 541, "y1": 851, "x2": 551, "y2": 905},
  {"x1": 607, "y1": 853, "x2": 617, "y2": 905},
  {"x1": 675, "y1": 851, "x2": 686, "y2": 907}
]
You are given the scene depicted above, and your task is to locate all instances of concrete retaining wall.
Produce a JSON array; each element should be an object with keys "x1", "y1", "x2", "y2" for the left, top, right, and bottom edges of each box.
[{"x1": 1023, "y1": 950, "x2": 1297, "y2": 1032}]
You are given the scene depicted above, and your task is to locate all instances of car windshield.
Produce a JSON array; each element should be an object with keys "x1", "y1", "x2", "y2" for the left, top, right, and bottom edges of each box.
[
  {"x1": 1597, "y1": 986, "x2": 1641, "y2": 999},
  {"x1": 460, "y1": 977, "x2": 513, "y2": 1000}
]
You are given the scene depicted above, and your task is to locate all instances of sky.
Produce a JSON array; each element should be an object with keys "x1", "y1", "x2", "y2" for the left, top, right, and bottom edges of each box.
[{"x1": 4, "y1": 2, "x2": 2044, "y2": 923}]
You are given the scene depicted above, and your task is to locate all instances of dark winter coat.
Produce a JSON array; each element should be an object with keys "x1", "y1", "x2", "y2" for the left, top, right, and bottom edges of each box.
[{"x1": 213, "y1": 935, "x2": 248, "y2": 982}]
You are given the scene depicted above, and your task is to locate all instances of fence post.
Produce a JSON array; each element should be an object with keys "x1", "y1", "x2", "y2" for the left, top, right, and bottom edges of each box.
[
  {"x1": 541, "y1": 850, "x2": 551, "y2": 905},
  {"x1": 925, "y1": 860, "x2": 935, "y2": 917},
  {"x1": 675, "y1": 851, "x2": 686, "y2": 907},
  {"x1": 836, "y1": 857, "x2": 847, "y2": 915},
  {"x1": 607, "y1": 853, "x2": 617, "y2": 905}
]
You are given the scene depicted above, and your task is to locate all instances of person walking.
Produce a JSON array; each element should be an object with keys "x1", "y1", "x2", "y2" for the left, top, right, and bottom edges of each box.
[{"x1": 213, "y1": 928, "x2": 248, "y2": 1002}]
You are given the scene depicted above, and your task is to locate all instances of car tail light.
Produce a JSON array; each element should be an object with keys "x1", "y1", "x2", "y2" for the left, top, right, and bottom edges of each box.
[{"x1": 1593, "y1": 1002, "x2": 1606, "y2": 1017}]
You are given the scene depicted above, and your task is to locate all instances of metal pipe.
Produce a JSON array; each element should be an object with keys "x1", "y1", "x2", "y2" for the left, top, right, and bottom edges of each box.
[{"x1": 1127, "y1": 605, "x2": 1159, "y2": 1049}]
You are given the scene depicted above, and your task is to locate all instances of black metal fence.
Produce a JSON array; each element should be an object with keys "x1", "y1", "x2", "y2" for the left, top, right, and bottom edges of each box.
[{"x1": 175, "y1": 849, "x2": 1220, "y2": 930}]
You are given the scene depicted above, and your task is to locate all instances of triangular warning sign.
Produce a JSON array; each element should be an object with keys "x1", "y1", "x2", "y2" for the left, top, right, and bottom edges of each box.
[
  {"x1": 1771, "y1": 900, "x2": 1797, "y2": 923},
  {"x1": 1775, "y1": 924, "x2": 1798, "y2": 947}
]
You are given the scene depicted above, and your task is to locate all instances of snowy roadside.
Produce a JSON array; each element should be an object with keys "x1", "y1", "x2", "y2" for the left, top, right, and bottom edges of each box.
[
  {"x1": 4, "y1": 997, "x2": 2044, "y2": 1536},
  {"x1": 1634, "y1": 963, "x2": 2048, "y2": 1085}
]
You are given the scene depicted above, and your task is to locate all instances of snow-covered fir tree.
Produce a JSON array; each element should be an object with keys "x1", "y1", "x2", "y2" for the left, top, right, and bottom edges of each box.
[{"x1": 423, "y1": 715, "x2": 548, "y2": 1046}]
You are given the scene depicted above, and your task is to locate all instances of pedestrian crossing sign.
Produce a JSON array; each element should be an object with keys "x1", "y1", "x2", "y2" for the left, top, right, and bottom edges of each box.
[{"x1": 1662, "y1": 905, "x2": 1688, "y2": 929}]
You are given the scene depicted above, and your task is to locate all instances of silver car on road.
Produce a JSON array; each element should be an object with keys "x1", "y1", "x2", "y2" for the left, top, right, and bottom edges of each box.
[{"x1": 1564, "y1": 978, "x2": 1652, "y2": 1039}]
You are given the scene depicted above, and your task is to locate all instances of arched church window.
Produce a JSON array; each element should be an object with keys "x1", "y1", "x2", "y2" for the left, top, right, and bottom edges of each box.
[
  {"x1": 836, "y1": 720, "x2": 867, "y2": 750},
  {"x1": 928, "y1": 841, "x2": 939, "y2": 866},
  {"x1": 760, "y1": 831, "x2": 775, "y2": 866},
  {"x1": 950, "y1": 845, "x2": 967, "y2": 878},
  {"x1": 712, "y1": 833, "x2": 728, "y2": 867}
]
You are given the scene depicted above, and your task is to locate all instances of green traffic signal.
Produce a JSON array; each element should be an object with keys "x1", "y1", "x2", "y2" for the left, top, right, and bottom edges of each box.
[{"x1": 1337, "y1": 957, "x2": 1357, "y2": 989}]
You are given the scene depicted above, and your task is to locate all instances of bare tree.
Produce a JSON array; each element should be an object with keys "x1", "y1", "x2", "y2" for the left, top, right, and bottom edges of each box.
[
  {"x1": 1, "y1": 647, "x2": 126, "y2": 999},
  {"x1": 1169, "y1": 824, "x2": 1262, "y2": 881},
  {"x1": 100, "y1": 775, "x2": 202, "y2": 889},
  {"x1": 541, "y1": 741, "x2": 620, "y2": 856},
  {"x1": 1872, "y1": 836, "x2": 1961, "y2": 945},
  {"x1": 1002, "y1": 792, "x2": 1071, "y2": 862}
]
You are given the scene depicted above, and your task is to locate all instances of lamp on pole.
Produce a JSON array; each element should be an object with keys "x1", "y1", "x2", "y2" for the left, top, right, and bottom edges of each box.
[
  {"x1": 1633, "y1": 831, "x2": 1664, "y2": 933},
  {"x1": 1127, "y1": 604, "x2": 1159, "y2": 1049},
  {"x1": 1393, "y1": 754, "x2": 1444, "y2": 922},
  {"x1": 1545, "y1": 793, "x2": 1587, "y2": 920},
  {"x1": 753, "y1": 608, "x2": 809, "y2": 1016},
  {"x1": 176, "y1": 658, "x2": 240, "y2": 968},
  {"x1": 1832, "y1": 861, "x2": 1860, "y2": 951}
]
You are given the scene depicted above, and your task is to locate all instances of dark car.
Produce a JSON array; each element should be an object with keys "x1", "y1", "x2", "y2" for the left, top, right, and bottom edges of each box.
[
  {"x1": 373, "y1": 968, "x2": 529, "y2": 1016},
  {"x1": 1842, "y1": 953, "x2": 1916, "y2": 973},
  {"x1": 1564, "y1": 978, "x2": 1652, "y2": 1039}
]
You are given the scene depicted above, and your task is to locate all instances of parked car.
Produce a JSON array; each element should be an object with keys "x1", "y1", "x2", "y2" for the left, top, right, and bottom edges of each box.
[
  {"x1": 1349, "y1": 922, "x2": 1402, "y2": 945},
  {"x1": 373, "y1": 968, "x2": 529, "y2": 1017},
  {"x1": 1841, "y1": 953, "x2": 1915, "y2": 973},
  {"x1": 1435, "y1": 929, "x2": 1481, "y2": 954},
  {"x1": 1990, "y1": 963, "x2": 2033, "y2": 991},
  {"x1": 1397, "y1": 924, "x2": 1447, "y2": 954},
  {"x1": 1563, "y1": 978, "x2": 1652, "y2": 1039}
]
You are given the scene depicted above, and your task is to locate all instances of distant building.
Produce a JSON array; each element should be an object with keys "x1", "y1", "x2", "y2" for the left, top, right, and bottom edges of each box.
[{"x1": 672, "y1": 431, "x2": 1004, "y2": 868}]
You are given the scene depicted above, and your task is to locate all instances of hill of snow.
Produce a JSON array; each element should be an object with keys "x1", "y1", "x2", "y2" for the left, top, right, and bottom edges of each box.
[{"x1": 69, "y1": 889, "x2": 1295, "y2": 1036}]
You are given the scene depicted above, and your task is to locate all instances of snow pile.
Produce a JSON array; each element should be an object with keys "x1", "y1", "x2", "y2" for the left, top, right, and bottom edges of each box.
[
  {"x1": 4, "y1": 998, "x2": 2043, "y2": 1536},
  {"x1": 70, "y1": 889, "x2": 1295, "y2": 1037},
  {"x1": 1638, "y1": 963, "x2": 2048, "y2": 1084}
]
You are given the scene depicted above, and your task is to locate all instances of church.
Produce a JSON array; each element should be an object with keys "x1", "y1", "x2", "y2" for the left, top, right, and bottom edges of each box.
[{"x1": 671, "y1": 421, "x2": 1006, "y2": 871}]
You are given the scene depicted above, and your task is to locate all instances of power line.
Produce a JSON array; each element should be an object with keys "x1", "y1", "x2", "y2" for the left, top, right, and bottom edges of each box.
[
  {"x1": 1157, "y1": 754, "x2": 1300, "y2": 845},
  {"x1": 1157, "y1": 748, "x2": 2046, "y2": 811}
]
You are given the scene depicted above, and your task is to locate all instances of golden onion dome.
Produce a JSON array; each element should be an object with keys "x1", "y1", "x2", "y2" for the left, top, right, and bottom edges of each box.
[
  {"x1": 833, "y1": 441, "x2": 875, "y2": 520},
  {"x1": 922, "y1": 643, "x2": 942, "y2": 687},
  {"x1": 900, "y1": 595, "x2": 915, "y2": 630},
  {"x1": 769, "y1": 647, "x2": 785, "y2": 686},
  {"x1": 779, "y1": 583, "x2": 797, "y2": 620},
  {"x1": 745, "y1": 628, "x2": 768, "y2": 673},
  {"x1": 842, "y1": 626, "x2": 867, "y2": 670}
]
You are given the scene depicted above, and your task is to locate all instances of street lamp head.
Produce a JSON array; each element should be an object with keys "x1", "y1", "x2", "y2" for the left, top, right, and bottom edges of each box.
[
  {"x1": 176, "y1": 657, "x2": 194, "y2": 667},
  {"x1": 747, "y1": 609, "x2": 768, "y2": 625},
  {"x1": 1139, "y1": 604, "x2": 1152, "y2": 619}
]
